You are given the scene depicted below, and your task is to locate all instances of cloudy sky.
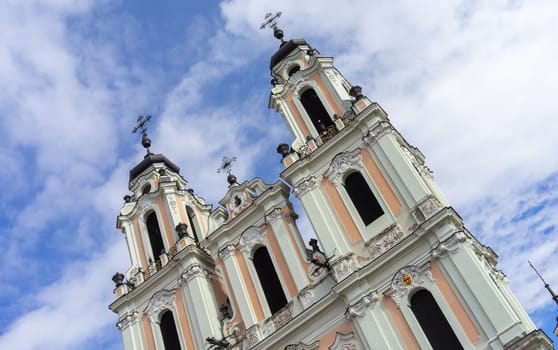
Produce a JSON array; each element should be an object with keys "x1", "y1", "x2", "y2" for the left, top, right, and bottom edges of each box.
[{"x1": 0, "y1": 0, "x2": 557, "y2": 349}]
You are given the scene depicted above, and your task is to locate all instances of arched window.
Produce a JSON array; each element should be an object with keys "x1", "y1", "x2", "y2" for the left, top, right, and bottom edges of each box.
[
  {"x1": 160, "y1": 310, "x2": 182, "y2": 350},
  {"x1": 344, "y1": 171, "x2": 384, "y2": 225},
  {"x1": 300, "y1": 89, "x2": 333, "y2": 133},
  {"x1": 410, "y1": 289, "x2": 463, "y2": 350},
  {"x1": 186, "y1": 206, "x2": 200, "y2": 243},
  {"x1": 253, "y1": 247, "x2": 287, "y2": 314},
  {"x1": 146, "y1": 212, "x2": 165, "y2": 259}
]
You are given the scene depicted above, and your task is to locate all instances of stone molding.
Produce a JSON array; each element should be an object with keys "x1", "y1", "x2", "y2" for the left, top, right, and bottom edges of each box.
[
  {"x1": 284, "y1": 340, "x2": 320, "y2": 350},
  {"x1": 265, "y1": 208, "x2": 283, "y2": 223},
  {"x1": 431, "y1": 231, "x2": 467, "y2": 259},
  {"x1": 411, "y1": 196, "x2": 442, "y2": 223},
  {"x1": 178, "y1": 264, "x2": 211, "y2": 284},
  {"x1": 262, "y1": 302, "x2": 294, "y2": 336},
  {"x1": 387, "y1": 264, "x2": 433, "y2": 307},
  {"x1": 362, "y1": 121, "x2": 392, "y2": 146},
  {"x1": 366, "y1": 224, "x2": 405, "y2": 259},
  {"x1": 332, "y1": 254, "x2": 359, "y2": 281},
  {"x1": 238, "y1": 227, "x2": 265, "y2": 255},
  {"x1": 293, "y1": 176, "x2": 318, "y2": 197},
  {"x1": 218, "y1": 244, "x2": 237, "y2": 261},
  {"x1": 329, "y1": 332, "x2": 358, "y2": 350},
  {"x1": 117, "y1": 311, "x2": 139, "y2": 330},
  {"x1": 246, "y1": 324, "x2": 261, "y2": 347},
  {"x1": 299, "y1": 288, "x2": 315, "y2": 309},
  {"x1": 144, "y1": 289, "x2": 176, "y2": 323},
  {"x1": 345, "y1": 291, "x2": 379, "y2": 320},
  {"x1": 323, "y1": 149, "x2": 363, "y2": 185}
]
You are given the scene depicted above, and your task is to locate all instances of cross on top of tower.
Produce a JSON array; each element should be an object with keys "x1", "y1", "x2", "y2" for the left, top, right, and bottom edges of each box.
[
  {"x1": 132, "y1": 115, "x2": 153, "y2": 156},
  {"x1": 260, "y1": 12, "x2": 285, "y2": 43},
  {"x1": 217, "y1": 156, "x2": 239, "y2": 186}
]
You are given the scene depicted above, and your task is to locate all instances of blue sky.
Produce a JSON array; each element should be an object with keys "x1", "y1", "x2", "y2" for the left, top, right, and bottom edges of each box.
[{"x1": 0, "y1": 0, "x2": 557, "y2": 349}]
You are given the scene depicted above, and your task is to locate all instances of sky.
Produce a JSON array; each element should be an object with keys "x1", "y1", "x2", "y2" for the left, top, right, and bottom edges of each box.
[{"x1": 0, "y1": 0, "x2": 557, "y2": 349}]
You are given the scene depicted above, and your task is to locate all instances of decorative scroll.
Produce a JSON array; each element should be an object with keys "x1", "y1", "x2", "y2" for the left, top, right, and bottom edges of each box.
[
  {"x1": 362, "y1": 121, "x2": 392, "y2": 146},
  {"x1": 411, "y1": 196, "x2": 442, "y2": 223},
  {"x1": 117, "y1": 311, "x2": 138, "y2": 330},
  {"x1": 218, "y1": 244, "x2": 236, "y2": 261},
  {"x1": 366, "y1": 225, "x2": 405, "y2": 259},
  {"x1": 178, "y1": 264, "x2": 211, "y2": 284},
  {"x1": 238, "y1": 227, "x2": 265, "y2": 255},
  {"x1": 262, "y1": 302, "x2": 294, "y2": 336},
  {"x1": 431, "y1": 231, "x2": 467, "y2": 259},
  {"x1": 387, "y1": 264, "x2": 433, "y2": 307},
  {"x1": 323, "y1": 149, "x2": 363, "y2": 185},
  {"x1": 293, "y1": 176, "x2": 318, "y2": 197},
  {"x1": 345, "y1": 291, "x2": 378, "y2": 320},
  {"x1": 329, "y1": 332, "x2": 358, "y2": 350},
  {"x1": 265, "y1": 208, "x2": 283, "y2": 223},
  {"x1": 144, "y1": 289, "x2": 176, "y2": 323}
]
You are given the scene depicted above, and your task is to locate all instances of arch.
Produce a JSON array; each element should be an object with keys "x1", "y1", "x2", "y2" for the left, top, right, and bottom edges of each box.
[
  {"x1": 300, "y1": 88, "x2": 333, "y2": 132},
  {"x1": 344, "y1": 171, "x2": 384, "y2": 225},
  {"x1": 253, "y1": 246, "x2": 287, "y2": 314},
  {"x1": 288, "y1": 65, "x2": 300, "y2": 76},
  {"x1": 160, "y1": 310, "x2": 182, "y2": 350},
  {"x1": 146, "y1": 212, "x2": 165, "y2": 259},
  {"x1": 186, "y1": 206, "x2": 200, "y2": 243},
  {"x1": 410, "y1": 289, "x2": 463, "y2": 350}
]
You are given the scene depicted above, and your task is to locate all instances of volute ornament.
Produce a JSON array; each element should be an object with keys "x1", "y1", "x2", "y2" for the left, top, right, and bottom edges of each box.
[
  {"x1": 323, "y1": 149, "x2": 363, "y2": 185},
  {"x1": 144, "y1": 289, "x2": 176, "y2": 323}
]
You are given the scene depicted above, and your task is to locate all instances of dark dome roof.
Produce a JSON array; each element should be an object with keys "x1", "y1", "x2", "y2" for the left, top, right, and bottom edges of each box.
[
  {"x1": 129, "y1": 153, "x2": 180, "y2": 182},
  {"x1": 270, "y1": 39, "x2": 309, "y2": 70}
]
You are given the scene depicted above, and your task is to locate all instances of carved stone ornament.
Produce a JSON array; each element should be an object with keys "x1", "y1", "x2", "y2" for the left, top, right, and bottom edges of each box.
[
  {"x1": 117, "y1": 311, "x2": 139, "y2": 330},
  {"x1": 265, "y1": 208, "x2": 283, "y2": 223},
  {"x1": 288, "y1": 70, "x2": 305, "y2": 87},
  {"x1": 329, "y1": 332, "x2": 358, "y2": 350},
  {"x1": 366, "y1": 224, "x2": 405, "y2": 259},
  {"x1": 388, "y1": 264, "x2": 433, "y2": 307},
  {"x1": 299, "y1": 288, "x2": 314, "y2": 309},
  {"x1": 284, "y1": 340, "x2": 320, "y2": 350},
  {"x1": 238, "y1": 227, "x2": 265, "y2": 255},
  {"x1": 431, "y1": 231, "x2": 467, "y2": 259},
  {"x1": 262, "y1": 302, "x2": 294, "y2": 336},
  {"x1": 246, "y1": 325, "x2": 261, "y2": 346},
  {"x1": 362, "y1": 121, "x2": 392, "y2": 146},
  {"x1": 345, "y1": 291, "x2": 378, "y2": 320},
  {"x1": 144, "y1": 289, "x2": 176, "y2": 323},
  {"x1": 332, "y1": 254, "x2": 358, "y2": 281},
  {"x1": 218, "y1": 244, "x2": 236, "y2": 261},
  {"x1": 179, "y1": 264, "x2": 211, "y2": 284},
  {"x1": 293, "y1": 176, "x2": 318, "y2": 197},
  {"x1": 412, "y1": 196, "x2": 442, "y2": 223},
  {"x1": 323, "y1": 149, "x2": 363, "y2": 185}
]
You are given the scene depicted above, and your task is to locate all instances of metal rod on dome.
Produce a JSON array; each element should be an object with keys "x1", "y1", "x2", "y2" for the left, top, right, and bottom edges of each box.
[
  {"x1": 260, "y1": 12, "x2": 285, "y2": 43},
  {"x1": 529, "y1": 261, "x2": 558, "y2": 305},
  {"x1": 217, "y1": 156, "x2": 238, "y2": 186},
  {"x1": 132, "y1": 115, "x2": 153, "y2": 156}
]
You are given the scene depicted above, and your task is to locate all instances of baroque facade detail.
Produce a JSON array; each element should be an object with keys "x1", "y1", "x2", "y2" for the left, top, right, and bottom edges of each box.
[
  {"x1": 284, "y1": 341, "x2": 320, "y2": 350},
  {"x1": 265, "y1": 208, "x2": 283, "y2": 223},
  {"x1": 238, "y1": 226, "x2": 265, "y2": 255},
  {"x1": 431, "y1": 231, "x2": 467, "y2": 259},
  {"x1": 218, "y1": 244, "x2": 236, "y2": 261},
  {"x1": 411, "y1": 195, "x2": 442, "y2": 223},
  {"x1": 345, "y1": 291, "x2": 379, "y2": 320},
  {"x1": 361, "y1": 121, "x2": 392, "y2": 146},
  {"x1": 387, "y1": 264, "x2": 433, "y2": 307},
  {"x1": 117, "y1": 311, "x2": 139, "y2": 331},
  {"x1": 323, "y1": 148, "x2": 363, "y2": 185},
  {"x1": 329, "y1": 332, "x2": 359, "y2": 350},
  {"x1": 365, "y1": 224, "x2": 405, "y2": 259},
  {"x1": 293, "y1": 176, "x2": 318, "y2": 197},
  {"x1": 178, "y1": 264, "x2": 211, "y2": 284},
  {"x1": 144, "y1": 289, "x2": 176, "y2": 323}
]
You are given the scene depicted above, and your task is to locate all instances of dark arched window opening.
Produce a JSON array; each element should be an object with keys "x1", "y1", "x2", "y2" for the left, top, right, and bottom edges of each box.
[
  {"x1": 410, "y1": 289, "x2": 463, "y2": 350},
  {"x1": 300, "y1": 89, "x2": 333, "y2": 133},
  {"x1": 253, "y1": 247, "x2": 287, "y2": 314},
  {"x1": 186, "y1": 206, "x2": 200, "y2": 243},
  {"x1": 146, "y1": 212, "x2": 165, "y2": 259},
  {"x1": 344, "y1": 172, "x2": 384, "y2": 225},
  {"x1": 288, "y1": 65, "x2": 300, "y2": 76},
  {"x1": 160, "y1": 310, "x2": 182, "y2": 350}
]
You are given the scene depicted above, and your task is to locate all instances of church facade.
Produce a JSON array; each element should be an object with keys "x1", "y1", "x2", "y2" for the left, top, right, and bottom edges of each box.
[{"x1": 109, "y1": 29, "x2": 553, "y2": 350}]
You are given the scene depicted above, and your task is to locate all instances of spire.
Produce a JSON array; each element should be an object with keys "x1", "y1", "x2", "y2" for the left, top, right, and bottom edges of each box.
[
  {"x1": 132, "y1": 115, "x2": 153, "y2": 157},
  {"x1": 217, "y1": 156, "x2": 239, "y2": 187},
  {"x1": 260, "y1": 12, "x2": 285, "y2": 45},
  {"x1": 529, "y1": 261, "x2": 558, "y2": 305}
]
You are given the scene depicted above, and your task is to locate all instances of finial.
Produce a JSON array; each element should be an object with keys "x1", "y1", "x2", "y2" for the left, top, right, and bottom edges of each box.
[
  {"x1": 260, "y1": 12, "x2": 285, "y2": 44},
  {"x1": 529, "y1": 261, "x2": 558, "y2": 305},
  {"x1": 132, "y1": 115, "x2": 153, "y2": 157},
  {"x1": 217, "y1": 156, "x2": 239, "y2": 186}
]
